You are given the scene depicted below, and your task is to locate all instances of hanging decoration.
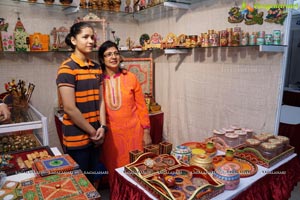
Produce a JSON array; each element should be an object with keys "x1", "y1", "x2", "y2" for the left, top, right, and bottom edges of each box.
[
  {"x1": 14, "y1": 13, "x2": 30, "y2": 52},
  {"x1": 228, "y1": 6, "x2": 244, "y2": 23},
  {"x1": 243, "y1": 4, "x2": 264, "y2": 25},
  {"x1": 228, "y1": 1, "x2": 264, "y2": 25},
  {"x1": 264, "y1": 1, "x2": 287, "y2": 25}
]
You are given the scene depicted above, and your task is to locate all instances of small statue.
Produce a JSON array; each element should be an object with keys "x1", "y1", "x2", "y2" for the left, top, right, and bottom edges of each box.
[
  {"x1": 126, "y1": 37, "x2": 134, "y2": 50},
  {"x1": 125, "y1": 0, "x2": 133, "y2": 13},
  {"x1": 0, "y1": 18, "x2": 9, "y2": 32},
  {"x1": 134, "y1": 0, "x2": 140, "y2": 12},
  {"x1": 111, "y1": 31, "x2": 120, "y2": 47}
]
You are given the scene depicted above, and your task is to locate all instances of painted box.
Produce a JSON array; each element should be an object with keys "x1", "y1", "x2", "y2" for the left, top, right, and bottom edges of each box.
[
  {"x1": 1, "y1": 32, "x2": 15, "y2": 51},
  {"x1": 32, "y1": 154, "x2": 79, "y2": 177},
  {"x1": 29, "y1": 32, "x2": 49, "y2": 51}
]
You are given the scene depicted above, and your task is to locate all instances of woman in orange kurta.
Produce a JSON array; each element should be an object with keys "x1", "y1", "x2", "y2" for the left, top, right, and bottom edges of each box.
[{"x1": 98, "y1": 41, "x2": 152, "y2": 187}]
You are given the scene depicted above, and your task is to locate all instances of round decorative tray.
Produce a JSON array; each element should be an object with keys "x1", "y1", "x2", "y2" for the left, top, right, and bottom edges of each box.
[
  {"x1": 181, "y1": 142, "x2": 217, "y2": 157},
  {"x1": 212, "y1": 155, "x2": 258, "y2": 178}
]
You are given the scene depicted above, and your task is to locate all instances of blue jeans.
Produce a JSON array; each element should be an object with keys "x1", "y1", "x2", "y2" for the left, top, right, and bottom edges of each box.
[{"x1": 66, "y1": 145, "x2": 100, "y2": 183}]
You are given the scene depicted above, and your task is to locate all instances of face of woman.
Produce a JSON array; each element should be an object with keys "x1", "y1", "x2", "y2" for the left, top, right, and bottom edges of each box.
[
  {"x1": 103, "y1": 47, "x2": 121, "y2": 69},
  {"x1": 72, "y1": 27, "x2": 95, "y2": 55}
]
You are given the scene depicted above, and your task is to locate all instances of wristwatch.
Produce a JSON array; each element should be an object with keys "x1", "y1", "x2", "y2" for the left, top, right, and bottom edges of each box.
[{"x1": 100, "y1": 124, "x2": 108, "y2": 133}]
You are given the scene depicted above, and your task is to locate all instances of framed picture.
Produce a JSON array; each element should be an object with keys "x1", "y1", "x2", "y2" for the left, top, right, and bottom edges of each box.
[
  {"x1": 122, "y1": 57, "x2": 153, "y2": 95},
  {"x1": 51, "y1": 26, "x2": 69, "y2": 50}
]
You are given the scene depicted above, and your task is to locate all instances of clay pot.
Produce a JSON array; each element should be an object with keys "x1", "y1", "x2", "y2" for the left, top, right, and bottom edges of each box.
[
  {"x1": 206, "y1": 141, "x2": 215, "y2": 153},
  {"x1": 225, "y1": 148, "x2": 235, "y2": 161}
]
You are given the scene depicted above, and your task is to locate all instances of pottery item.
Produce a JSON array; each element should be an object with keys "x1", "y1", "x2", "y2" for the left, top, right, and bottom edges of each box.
[
  {"x1": 60, "y1": 0, "x2": 73, "y2": 5},
  {"x1": 206, "y1": 141, "x2": 215, "y2": 153},
  {"x1": 190, "y1": 154, "x2": 213, "y2": 171},
  {"x1": 225, "y1": 133, "x2": 239, "y2": 147},
  {"x1": 225, "y1": 148, "x2": 235, "y2": 161},
  {"x1": 213, "y1": 164, "x2": 240, "y2": 190},
  {"x1": 171, "y1": 145, "x2": 192, "y2": 164}
]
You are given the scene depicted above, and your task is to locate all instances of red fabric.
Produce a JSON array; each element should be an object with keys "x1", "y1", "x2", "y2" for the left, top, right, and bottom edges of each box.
[
  {"x1": 233, "y1": 157, "x2": 300, "y2": 200},
  {"x1": 111, "y1": 171, "x2": 153, "y2": 200},
  {"x1": 149, "y1": 112, "x2": 164, "y2": 144},
  {"x1": 278, "y1": 122, "x2": 300, "y2": 155}
]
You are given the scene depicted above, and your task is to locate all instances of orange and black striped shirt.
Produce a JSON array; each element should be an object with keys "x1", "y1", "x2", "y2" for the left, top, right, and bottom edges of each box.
[{"x1": 56, "y1": 53, "x2": 102, "y2": 149}]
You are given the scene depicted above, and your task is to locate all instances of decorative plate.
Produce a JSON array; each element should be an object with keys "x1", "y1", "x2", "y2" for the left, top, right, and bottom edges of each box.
[
  {"x1": 212, "y1": 155, "x2": 258, "y2": 178},
  {"x1": 181, "y1": 142, "x2": 217, "y2": 157}
]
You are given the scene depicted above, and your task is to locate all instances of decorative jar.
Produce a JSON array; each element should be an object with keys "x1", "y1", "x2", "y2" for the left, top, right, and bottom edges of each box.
[
  {"x1": 213, "y1": 165, "x2": 240, "y2": 190},
  {"x1": 190, "y1": 154, "x2": 213, "y2": 171},
  {"x1": 171, "y1": 145, "x2": 192, "y2": 164}
]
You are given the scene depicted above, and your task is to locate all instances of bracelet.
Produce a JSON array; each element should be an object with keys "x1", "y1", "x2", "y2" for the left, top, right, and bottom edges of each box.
[{"x1": 100, "y1": 124, "x2": 108, "y2": 133}]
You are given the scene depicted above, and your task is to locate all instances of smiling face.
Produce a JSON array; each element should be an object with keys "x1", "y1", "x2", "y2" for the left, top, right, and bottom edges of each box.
[
  {"x1": 71, "y1": 26, "x2": 95, "y2": 57},
  {"x1": 103, "y1": 46, "x2": 121, "y2": 72}
]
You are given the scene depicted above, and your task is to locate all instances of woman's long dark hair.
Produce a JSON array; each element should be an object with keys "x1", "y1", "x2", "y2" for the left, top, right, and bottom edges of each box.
[
  {"x1": 65, "y1": 22, "x2": 94, "y2": 50},
  {"x1": 98, "y1": 40, "x2": 120, "y2": 72}
]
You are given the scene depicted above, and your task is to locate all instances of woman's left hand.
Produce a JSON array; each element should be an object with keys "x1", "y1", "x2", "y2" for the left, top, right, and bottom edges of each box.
[
  {"x1": 91, "y1": 127, "x2": 106, "y2": 146},
  {"x1": 143, "y1": 129, "x2": 152, "y2": 146}
]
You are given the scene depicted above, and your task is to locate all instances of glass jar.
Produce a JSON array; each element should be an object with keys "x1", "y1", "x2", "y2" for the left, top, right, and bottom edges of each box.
[{"x1": 265, "y1": 34, "x2": 273, "y2": 45}]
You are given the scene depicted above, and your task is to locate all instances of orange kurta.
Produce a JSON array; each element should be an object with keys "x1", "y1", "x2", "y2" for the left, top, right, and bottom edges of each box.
[{"x1": 101, "y1": 70, "x2": 150, "y2": 186}]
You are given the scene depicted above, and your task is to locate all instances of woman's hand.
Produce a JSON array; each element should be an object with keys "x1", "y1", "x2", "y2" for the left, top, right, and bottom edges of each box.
[
  {"x1": 143, "y1": 129, "x2": 152, "y2": 146},
  {"x1": 90, "y1": 127, "x2": 106, "y2": 146}
]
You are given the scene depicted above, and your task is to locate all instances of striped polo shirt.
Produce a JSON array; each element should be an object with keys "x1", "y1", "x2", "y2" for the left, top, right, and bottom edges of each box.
[{"x1": 56, "y1": 53, "x2": 102, "y2": 149}]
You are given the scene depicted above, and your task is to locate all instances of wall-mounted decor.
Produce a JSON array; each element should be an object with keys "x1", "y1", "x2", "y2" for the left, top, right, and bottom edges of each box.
[
  {"x1": 50, "y1": 26, "x2": 69, "y2": 50},
  {"x1": 122, "y1": 57, "x2": 153, "y2": 95}
]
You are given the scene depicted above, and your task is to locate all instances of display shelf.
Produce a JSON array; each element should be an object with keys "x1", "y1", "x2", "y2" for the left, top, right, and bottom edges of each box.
[
  {"x1": 0, "y1": 104, "x2": 49, "y2": 145},
  {"x1": 164, "y1": 0, "x2": 200, "y2": 9},
  {"x1": 164, "y1": 48, "x2": 191, "y2": 54},
  {"x1": 259, "y1": 45, "x2": 286, "y2": 52},
  {"x1": 0, "y1": 45, "x2": 286, "y2": 55}
]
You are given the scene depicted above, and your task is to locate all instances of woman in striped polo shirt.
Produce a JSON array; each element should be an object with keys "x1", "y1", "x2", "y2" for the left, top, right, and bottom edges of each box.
[{"x1": 56, "y1": 22, "x2": 106, "y2": 184}]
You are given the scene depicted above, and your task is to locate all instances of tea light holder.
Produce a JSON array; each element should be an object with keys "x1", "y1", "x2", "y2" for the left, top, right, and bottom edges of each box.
[
  {"x1": 129, "y1": 149, "x2": 143, "y2": 163},
  {"x1": 159, "y1": 141, "x2": 173, "y2": 154},
  {"x1": 144, "y1": 144, "x2": 160, "y2": 155}
]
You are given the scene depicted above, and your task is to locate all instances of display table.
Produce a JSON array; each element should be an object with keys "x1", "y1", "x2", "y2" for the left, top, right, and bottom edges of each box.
[{"x1": 111, "y1": 154, "x2": 300, "y2": 200}]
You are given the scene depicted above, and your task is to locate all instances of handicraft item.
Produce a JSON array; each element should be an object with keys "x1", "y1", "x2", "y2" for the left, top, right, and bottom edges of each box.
[
  {"x1": 212, "y1": 155, "x2": 258, "y2": 178},
  {"x1": 21, "y1": 169, "x2": 101, "y2": 200},
  {"x1": 125, "y1": 152, "x2": 225, "y2": 200},
  {"x1": 32, "y1": 154, "x2": 79, "y2": 177},
  {"x1": 181, "y1": 142, "x2": 217, "y2": 157},
  {"x1": 14, "y1": 15, "x2": 29, "y2": 52},
  {"x1": 0, "y1": 146, "x2": 53, "y2": 176},
  {"x1": 122, "y1": 57, "x2": 153, "y2": 94},
  {"x1": 29, "y1": 32, "x2": 50, "y2": 51}
]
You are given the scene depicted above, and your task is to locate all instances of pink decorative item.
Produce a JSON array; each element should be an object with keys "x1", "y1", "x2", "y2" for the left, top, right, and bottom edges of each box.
[{"x1": 1, "y1": 32, "x2": 14, "y2": 51}]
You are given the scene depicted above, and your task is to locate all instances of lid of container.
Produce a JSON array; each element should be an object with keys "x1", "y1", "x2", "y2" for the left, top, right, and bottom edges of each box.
[
  {"x1": 225, "y1": 133, "x2": 239, "y2": 139},
  {"x1": 191, "y1": 154, "x2": 212, "y2": 164}
]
